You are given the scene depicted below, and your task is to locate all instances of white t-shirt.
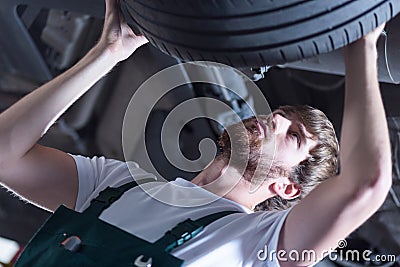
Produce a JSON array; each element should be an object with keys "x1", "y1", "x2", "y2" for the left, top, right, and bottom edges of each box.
[{"x1": 72, "y1": 155, "x2": 291, "y2": 267}]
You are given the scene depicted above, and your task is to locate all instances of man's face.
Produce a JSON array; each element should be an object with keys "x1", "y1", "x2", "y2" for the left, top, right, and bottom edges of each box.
[
  {"x1": 264, "y1": 110, "x2": 318, "y2": 169},
  {"x1": 220, "y1": 110, "x2": 318, "y2": 180}
]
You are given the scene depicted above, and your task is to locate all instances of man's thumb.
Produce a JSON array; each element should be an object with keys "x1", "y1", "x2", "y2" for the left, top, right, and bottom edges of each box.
[{"x1": 136, "y1": 35, "x2": 149, "y2": 47}]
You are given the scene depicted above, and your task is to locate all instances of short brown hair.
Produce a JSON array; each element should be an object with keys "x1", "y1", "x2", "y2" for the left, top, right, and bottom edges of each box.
[{"x1": 255, "y1": 105, "x2": 339, "y2": 211}]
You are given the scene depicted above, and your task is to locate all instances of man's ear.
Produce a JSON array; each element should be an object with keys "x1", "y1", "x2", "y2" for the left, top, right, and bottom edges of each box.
[{"x1": 271, "y1": 178, "x2": 301, "y2": 200}]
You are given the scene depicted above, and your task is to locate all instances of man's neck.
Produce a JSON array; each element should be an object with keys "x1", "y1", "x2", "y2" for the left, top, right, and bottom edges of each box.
[{"x1": 191, "y1": 158, "x2": 275, "y2": 210}]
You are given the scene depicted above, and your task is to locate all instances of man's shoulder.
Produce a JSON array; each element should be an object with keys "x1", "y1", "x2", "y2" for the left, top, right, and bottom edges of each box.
[
  {"x1": 71, "y1": 154, "x2": 154, "y2": 178},
  {"x1": 72, "y1": 154, "x2": 157, "y2": 211}
]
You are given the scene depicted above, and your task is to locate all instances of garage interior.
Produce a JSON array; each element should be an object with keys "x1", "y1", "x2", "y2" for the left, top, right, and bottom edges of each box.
[{"x1": 1, "y1": 1, "x2": 400, "y2": 266}]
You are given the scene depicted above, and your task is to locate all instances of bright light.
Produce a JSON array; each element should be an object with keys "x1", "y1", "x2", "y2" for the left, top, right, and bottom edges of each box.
[{"x1": 0, "y1": 236, "x2": 19, "y2": 264}]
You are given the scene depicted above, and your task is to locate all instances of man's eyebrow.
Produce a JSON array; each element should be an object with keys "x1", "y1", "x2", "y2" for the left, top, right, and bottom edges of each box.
[
  {"x1": 273, "y1": 110, "x2": 286, "y2": 119},
  {"x1": 294, "y1": 121, "x2": 308, "y2": 146},
  {"x1": 275, "y1": 110, "x2": 309, "y2": 146}
]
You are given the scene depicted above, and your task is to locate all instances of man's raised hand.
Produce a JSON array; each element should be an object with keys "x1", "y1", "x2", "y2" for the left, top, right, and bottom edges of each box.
[{"x1": 98, "y1": 0, "x2": 148, "y2": 62}]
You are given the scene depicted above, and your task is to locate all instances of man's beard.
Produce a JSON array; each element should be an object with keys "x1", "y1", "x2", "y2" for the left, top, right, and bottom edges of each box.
[{"x1": 218, "y1": 116, "x2": 290, "y2": 184}]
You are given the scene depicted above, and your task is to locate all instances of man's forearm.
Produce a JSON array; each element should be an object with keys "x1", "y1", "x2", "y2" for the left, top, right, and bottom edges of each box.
[
  {"x1": 0, "y1": 45, "x2": 118, "y2": 162},
  {"x1": 341, "y1": 39, "x2": 391, "y2": 188}
]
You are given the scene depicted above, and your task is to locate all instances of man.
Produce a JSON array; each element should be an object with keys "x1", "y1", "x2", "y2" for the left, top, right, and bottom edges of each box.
[{"x1": 0, "y1": 0, "x2": 391, "y2": 266}]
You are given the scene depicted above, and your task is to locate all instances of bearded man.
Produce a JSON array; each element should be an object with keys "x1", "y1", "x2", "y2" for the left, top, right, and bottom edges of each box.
[{"x1": 0, "y1": 0, "x2": 391, "y2": 266}]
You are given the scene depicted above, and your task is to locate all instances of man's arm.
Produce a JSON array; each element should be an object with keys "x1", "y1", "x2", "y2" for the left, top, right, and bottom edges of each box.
[
  {"x1": 278, "y1": 25, "x2": 392, "y2": 266},
  {"x1": 0, "y1": 0, "x2": 148, "y2": 212}
]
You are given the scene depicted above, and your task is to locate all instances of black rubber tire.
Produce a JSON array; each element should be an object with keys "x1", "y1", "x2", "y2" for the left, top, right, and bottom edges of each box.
[{"x1": 121, "y1": 0, "x2": 400, "y2": 67}]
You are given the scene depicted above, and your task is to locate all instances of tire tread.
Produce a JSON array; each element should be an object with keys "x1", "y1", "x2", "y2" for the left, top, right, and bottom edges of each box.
[{"x1": 124, "y1": 0, "x2": 400, "y2": 67}]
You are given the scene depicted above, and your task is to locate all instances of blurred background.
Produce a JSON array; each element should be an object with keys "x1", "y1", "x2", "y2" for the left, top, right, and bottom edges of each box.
[{"x1": 1, "y1": 1, "x2": 400, "y2": 266}]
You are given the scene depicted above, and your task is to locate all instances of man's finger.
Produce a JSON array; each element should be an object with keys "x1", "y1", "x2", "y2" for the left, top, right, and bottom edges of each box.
[
  {"x1": 136, "y1": 35, "x2": 149, "y2": 47},
  {"x1": 105, "y1": 0, "x2": 118, "y2": 16},
  {"x1": 366, "y1": 22, "x2": 386, "y2": 43},
  {"x1": 119, "y1": 6, "x2": 127, "y2": 24}
]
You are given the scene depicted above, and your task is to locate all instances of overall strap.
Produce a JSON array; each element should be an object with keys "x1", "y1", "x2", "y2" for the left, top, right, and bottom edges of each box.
[
  {"x1": 84, "y1": 178, "x2": 154, "y2": 217},
  {"x1": 154, "y1": 210, "x2": 241, "y2": 253}
]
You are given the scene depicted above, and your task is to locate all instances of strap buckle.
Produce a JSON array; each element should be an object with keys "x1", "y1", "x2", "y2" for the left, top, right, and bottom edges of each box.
[
  {"x1": 90, "y1": 187, "x2": 123, "y2": 208},
  {"x1": 164, "y1": 219, "x2": 204, "y2": 252}
]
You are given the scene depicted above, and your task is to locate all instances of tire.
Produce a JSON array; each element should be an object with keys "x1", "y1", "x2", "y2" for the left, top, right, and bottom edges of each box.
[{"x1": 121, "y1": 0, "x2": 400, "y2": 67}]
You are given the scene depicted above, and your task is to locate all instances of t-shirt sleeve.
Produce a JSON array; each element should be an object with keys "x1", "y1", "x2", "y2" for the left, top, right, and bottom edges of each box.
[
  {"x1": 250, "y1": 208, "x2": 293, "y2": 267},
  {"x1": 70, "y1": 155, "x2": 155, "y2": 212}
]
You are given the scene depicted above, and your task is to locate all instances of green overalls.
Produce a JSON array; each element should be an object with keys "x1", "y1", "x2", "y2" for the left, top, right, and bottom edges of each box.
[{"x1": 15, "y1": 179, "x2": 238, "y2": 267}]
